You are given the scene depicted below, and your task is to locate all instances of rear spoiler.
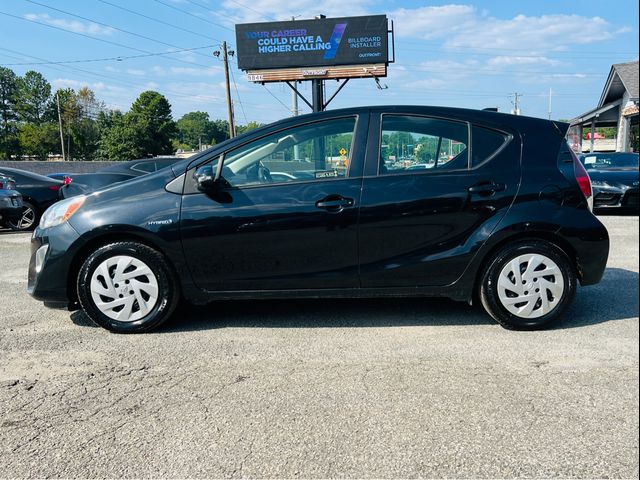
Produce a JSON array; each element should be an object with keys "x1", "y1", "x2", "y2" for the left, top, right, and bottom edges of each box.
[{"x1": 551, "y1": 121, "x2": 570, "y2": 137}]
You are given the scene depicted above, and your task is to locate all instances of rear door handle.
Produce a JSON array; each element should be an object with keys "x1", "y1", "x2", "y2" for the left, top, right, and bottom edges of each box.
[
  {"x1": 468, "y1": 181, "x2": 506, "y2": 196},
  {"x1": 315, "y1": 195, "x2": 354, "y2": 212}
]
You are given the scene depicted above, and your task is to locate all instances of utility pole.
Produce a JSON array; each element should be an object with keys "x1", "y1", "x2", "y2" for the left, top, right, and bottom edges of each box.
[
  {"x1": 216, "y1": 41, "x2": 236, "y2": 138},
  {"x1": 56, "y1": 92, "x2": 66, "y2": 161},
  {"x1": 548, "y1": 87, "x2": 552, "y2": 120},
  {"x1": 511, "y1": 92, "x2": 521, "y2": 115}
]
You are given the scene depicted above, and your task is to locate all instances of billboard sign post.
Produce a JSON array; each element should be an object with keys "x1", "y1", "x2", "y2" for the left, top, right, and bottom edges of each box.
[{"x1": 235, "y1": 15, "x2": 392, "y2": 112}]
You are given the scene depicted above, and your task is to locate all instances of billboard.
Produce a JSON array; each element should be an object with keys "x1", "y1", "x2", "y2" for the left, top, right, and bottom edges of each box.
[{"x1": 235, "y1": 15, "x2": 389, "y2": 71}]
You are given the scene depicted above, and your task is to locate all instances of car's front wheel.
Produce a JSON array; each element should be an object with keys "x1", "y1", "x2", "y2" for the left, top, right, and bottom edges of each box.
[
  {"x1": 480, "y1": 240, "x2": 576, "y2": 330},
  {"x1": 77, "y1": 242, "x2": 179, "y2": 333}
]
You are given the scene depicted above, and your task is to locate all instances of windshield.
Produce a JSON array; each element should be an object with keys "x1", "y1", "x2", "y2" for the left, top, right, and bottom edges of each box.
[{"x1": 581, "y1": 153, "x2": 639, "y2": 170}]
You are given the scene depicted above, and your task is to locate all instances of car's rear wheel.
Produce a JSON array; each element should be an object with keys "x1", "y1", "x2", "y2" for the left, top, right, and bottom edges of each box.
[
  {"x1": 77, "y1": 242, "x2": 179, "y2": 333},
  {"x1": 480, "y1": 240, "x2": 576, "y2": 330},
  {"x1": 7, "y1": 201, "x2": 38, "y2": 231}
]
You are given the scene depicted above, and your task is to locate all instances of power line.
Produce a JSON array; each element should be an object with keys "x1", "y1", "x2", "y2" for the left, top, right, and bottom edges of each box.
[
  {"x1": 0, "y1": 45, "x2": 216, "y2": 66},
  {"x1": 261, "y1": 84, "x2": 294, "y2": 114},
  {"x1": 97, "y1": 0, "x2": 220, "y2": 42},
  {"x1": 226, "y1": 0, "x2": 278, "y2": 21},
  {"x1": 182, "y1": 0, "x2": 245, "y2": 25},
  {"x1": 23, "y1": 0, "x2": 214, "y2": 63},
  {"x1": 228, "y1": 62, "x2": 248, "y2": 124},
  {"x1": 0, "y1": 47, "x2": 221, "y2": 104},
  {"x1": 151, "y1": 0, "x2": 234, "y2": 32},
  {"x1": 0, "y1": 9, "x2": 211, "y2": 69}
]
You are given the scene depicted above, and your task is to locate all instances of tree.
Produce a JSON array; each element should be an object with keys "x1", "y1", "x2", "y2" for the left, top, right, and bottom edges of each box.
[
  {"x1": 18, "y1": 122, "x2": 59, "y2": 160},
  {"x1": 176, "y1": 111, "x2": 215, "y2": 149},
  {"x1": 97, "y1": 110, "x2": 142, "y2": 160},
  {"x1": 211, "y1": 119, "x2": 230, "y2": 145},
  {"x1": 236, "y1": 121, "x2": 262, "y2": 135},
  {"x1": 129, "y1": 91, "x2": 176, "y2": 156},
  {"x1": 15, "y1": 70, "x2": 51, "y2": 125},
  {"x1": 0, "y1": 67, "x2": 19, "y2": 159}
]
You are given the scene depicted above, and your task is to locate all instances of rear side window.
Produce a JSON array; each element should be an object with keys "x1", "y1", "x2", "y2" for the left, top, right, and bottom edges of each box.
[
  {"x1": 379, "y1": 115, "x2": 469, "y2": 175},
  {"x1": 471, "y1": 125, "x2": 510, "y2": 167}
]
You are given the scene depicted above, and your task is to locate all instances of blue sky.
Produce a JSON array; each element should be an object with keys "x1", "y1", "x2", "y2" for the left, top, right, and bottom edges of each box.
[{"x1": 1, "y1": 0, "x2": 638, "y2": 124}]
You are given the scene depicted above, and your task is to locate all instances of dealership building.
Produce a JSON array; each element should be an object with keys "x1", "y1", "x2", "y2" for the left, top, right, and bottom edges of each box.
[{"x1": 569, "y1": 60, "x2": 639, "y2": 153}]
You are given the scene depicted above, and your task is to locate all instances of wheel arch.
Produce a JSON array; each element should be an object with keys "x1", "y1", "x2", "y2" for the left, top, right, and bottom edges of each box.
[
  {"x1": 471, "y1": 230, "x2": 580, "y2": 299},
  {"x1": 66, "y1": 231, "x2": 181, "y2": 308}
]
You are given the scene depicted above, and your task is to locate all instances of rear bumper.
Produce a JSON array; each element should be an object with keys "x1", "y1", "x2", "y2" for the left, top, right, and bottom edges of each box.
[{"x1": 0, "y1": 194, "x2": 23, "y2": 222}]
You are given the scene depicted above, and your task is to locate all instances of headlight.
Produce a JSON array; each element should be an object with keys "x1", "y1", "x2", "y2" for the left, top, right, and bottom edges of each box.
[{"x1": 39, "y1": 196, "x2": 85, "y2": 229}]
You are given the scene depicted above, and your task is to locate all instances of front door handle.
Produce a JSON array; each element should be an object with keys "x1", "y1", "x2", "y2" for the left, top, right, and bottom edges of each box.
[
  {"x1": 315, "y1": 195, "x2": 354, "y2": 212},
  {"x1": 468, "y1": 181, "x2": 506, "y2": 196}
]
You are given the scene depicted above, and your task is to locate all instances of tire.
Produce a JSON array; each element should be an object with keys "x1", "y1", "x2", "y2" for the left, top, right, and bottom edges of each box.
[
  {"x1": 7, "y1": 201, "x2": 38, "y2": 231},
  {"x1": 77, "y1": 242, "x2": 179, "y2": 333},
  {"x1": 479, "y1": 240, "x2": 576, "y2": 330}
]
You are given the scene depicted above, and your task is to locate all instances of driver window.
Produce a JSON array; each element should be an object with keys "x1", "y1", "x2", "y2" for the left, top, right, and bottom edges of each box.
[
  {"x1": 379, "y1": 115, "x2": 468, "y2": 175},
  {"x1": 217, "y1": 117, "x2": 357, "y2": 187}
]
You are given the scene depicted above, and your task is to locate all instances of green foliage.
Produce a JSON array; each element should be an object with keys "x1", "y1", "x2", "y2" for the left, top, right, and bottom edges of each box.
[
  {"x1": 98, "y1": 91, "x2": 176, "y2": 160},
  {"x1": 18, "y1": 122, "x2": 59, "y2": 160},
  {"x1": 236, "y1": 121, "x2": 262, "y2": 135},
  {"x1": 0, "y1": 67, "x2": 20, "y2": 159},
  {"x1": 176, "y1": 111, "x2": 215, "y2": 149},
  {"x1": 15, "y1": 71, "x2": 51, "y2": 125},
  {"x1": 129, "y1": 91, "x2": 176, "y2": 156}
]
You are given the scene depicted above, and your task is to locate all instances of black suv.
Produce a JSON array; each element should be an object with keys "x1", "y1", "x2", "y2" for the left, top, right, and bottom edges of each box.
[{"x1": 27, "y1": 106, "x2": 609, "y2": 333}]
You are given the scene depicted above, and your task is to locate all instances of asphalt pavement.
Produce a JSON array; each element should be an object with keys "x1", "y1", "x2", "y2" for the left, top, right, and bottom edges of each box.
[{"x1": 0, "y1": 215, "x2": 638, "y2": 478}]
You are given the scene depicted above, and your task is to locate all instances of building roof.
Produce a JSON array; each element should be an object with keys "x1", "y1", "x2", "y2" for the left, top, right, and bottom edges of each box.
[{"x1": 599, "y1": 60, "x2": 639, "y2": 107}]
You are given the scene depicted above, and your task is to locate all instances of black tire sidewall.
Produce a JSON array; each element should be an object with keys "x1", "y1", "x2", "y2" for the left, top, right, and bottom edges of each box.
[
  {"x1": 77, "y1": 242, "x2": 178, "y2": 333},
  {"x1": 481, "y1": 241, "x2": 576, "y2": 330}
]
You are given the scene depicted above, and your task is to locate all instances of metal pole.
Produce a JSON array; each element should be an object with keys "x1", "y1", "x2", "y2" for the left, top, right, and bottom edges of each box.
[
  {"x1": 590, "y1": 118, "x2": 597, "y2": 153},
  {"x1": 222, "y1": 41, "x2": 236, "y2": 138},
  {"x1": 312, "y1": 79, "x2": 324, "y2": 112},
  {"x1": 548, "y1": 87, "x2": 552, "y2": 120},
  {"x1": 56, "y1": 92, "x2": 66, "y2": 161}
]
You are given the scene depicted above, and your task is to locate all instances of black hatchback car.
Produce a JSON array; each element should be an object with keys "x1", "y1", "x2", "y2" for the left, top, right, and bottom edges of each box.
[{"x1": 27, "y1": 106, "x2": 609, "y2": 333}]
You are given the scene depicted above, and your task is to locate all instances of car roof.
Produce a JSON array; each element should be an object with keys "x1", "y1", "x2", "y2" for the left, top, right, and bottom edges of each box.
[{"x1": 0, "y1": 166, "x2": 63, "y2": 183}]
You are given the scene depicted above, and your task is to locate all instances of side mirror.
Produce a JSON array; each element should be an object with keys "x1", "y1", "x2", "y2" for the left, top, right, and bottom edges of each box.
[{"x1": 194, "y1": 165, "x2": 217, "y2": 191}]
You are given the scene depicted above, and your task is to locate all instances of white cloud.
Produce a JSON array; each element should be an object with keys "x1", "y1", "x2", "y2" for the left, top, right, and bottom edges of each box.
[
  {"x1": 24, "y1": 13, "x2": 115, "y2": 36},
  {"x1": 487, "y1": 56, "x2": 560, "y2": 67},
  {"x1": 388, "y1": 6, "x2": 616, "y2": 52}
]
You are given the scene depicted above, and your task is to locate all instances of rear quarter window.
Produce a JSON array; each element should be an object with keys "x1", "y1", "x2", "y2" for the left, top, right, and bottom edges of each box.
[{"x1": 472, "y1": 125, "x2": 510, "y2": 167}]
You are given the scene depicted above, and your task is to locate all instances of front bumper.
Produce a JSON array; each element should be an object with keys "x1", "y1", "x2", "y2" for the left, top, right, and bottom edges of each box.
[
  {"x1": 27, "y1": 222, "x2": 81, "y2": 309},
  {"x1": 593, "y1": 187, "x2": 639, "y2": 211}
]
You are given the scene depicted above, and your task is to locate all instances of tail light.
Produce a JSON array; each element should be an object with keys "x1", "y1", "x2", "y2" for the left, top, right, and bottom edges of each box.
[
  {"x1": 570, "y1": 148, "x2": 593, "y2": 211},
  {"x1": 48, "y1": 185, "x2": 60, "y2": 191},
  {"x1": 63, "y1": 176, "x2": 72, "y2": 185}
]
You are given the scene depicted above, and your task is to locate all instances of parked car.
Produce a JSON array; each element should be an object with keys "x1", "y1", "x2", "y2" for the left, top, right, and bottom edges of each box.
[
  {"x1": 28, "y1": 106, "x2": 609, "y2": 333},
  {"x1": 579, "y1": 152, "x2": 639, "y2": 212},
  {"x1": 0, "y1": 175, "x2": 23, "y2": 228},
  {"x1": 58, "y1": 157, "x2": 184, "y2": 198},
  {"x1": 0, "y1": 167, "x2": 64, "y2": 231}
]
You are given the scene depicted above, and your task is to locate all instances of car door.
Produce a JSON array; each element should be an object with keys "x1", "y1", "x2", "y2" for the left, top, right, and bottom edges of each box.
[
  {"x1": 358, "y1": 111, "x2": 521, "y2": 287},
  {"x1": 180, "y1": 114, "x2": 367, "y2": 291}
]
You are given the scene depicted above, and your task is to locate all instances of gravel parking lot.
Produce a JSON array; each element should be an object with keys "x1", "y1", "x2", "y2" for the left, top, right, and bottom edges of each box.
[{"x1": 0, "y1": 215, "x2": 638, "y2": 478}]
